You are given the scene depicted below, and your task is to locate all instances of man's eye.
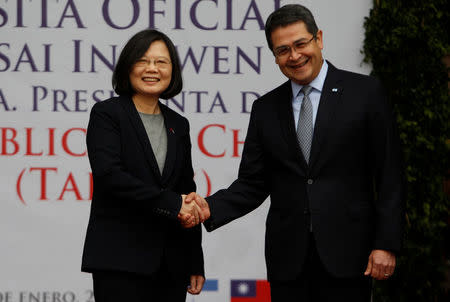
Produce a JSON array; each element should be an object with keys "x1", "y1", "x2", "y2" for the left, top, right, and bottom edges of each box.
[
  {"x1": 295, "y1": 42, "x2": 306, "y2": 49},
  {"x1": 277, "y1": 48, "x2": 289, "y2": 55}
]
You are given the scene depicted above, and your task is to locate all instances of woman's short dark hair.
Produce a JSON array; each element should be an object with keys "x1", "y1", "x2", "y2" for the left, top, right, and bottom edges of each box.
[
  {"x1": 112, "y1": 29, "x2": 182, "y2": 99},
  {"x1": 265, "y1": 4, "x2": 319, "y2": 52}
]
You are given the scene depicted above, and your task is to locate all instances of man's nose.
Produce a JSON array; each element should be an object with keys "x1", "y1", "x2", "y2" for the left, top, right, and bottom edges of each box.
[{"x1": 288, "y1": 48, "x2": 302, "y2": 61}]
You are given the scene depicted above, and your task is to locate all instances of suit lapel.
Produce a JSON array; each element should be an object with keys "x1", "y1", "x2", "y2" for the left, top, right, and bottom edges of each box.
[
  {"x1": 276, "y1": 81, "x2": 309, "y2": 169},
  {"x1": 119, "y1": 95, "x2": 162, "y2": 181},
  {"x1": 309, "y1": 62, "x2": 343, "y2": 169},
  {"x1": 159, "y1": 104, "x2": 177, "y2": 184}
]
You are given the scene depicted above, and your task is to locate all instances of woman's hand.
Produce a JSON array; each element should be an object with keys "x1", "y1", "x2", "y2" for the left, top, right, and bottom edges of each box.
[
  {"x1": 187, "y1": 275, "x2": 205, "y2": 295},
  {"x1": 178, "y1": 193, "x2": 210, "y2": 227}
]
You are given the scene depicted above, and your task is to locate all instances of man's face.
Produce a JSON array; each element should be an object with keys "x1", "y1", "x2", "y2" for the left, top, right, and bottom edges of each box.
[{"x1": 271, "y1": 21, "x2": 323, "y2": 85}]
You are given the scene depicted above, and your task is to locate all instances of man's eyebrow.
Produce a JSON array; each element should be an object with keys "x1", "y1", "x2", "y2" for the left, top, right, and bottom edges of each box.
[
  {"x1": 293, "y1": 37, "x2": 311, "y2": 43},
  {"x1": 275, "y1": 38, "x2": 308, "y2": 49}
]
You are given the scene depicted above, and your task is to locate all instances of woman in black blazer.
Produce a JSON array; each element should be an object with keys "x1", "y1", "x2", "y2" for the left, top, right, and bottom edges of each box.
[{"x1": 81, "y1": 29, "x2": 207, "y2": 302}]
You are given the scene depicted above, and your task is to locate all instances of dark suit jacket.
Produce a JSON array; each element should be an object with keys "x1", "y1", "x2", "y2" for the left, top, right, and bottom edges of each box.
[
  {"x1": 81, "y1": 94, "x2": 204, "y2": 280},
  {"x1": 205, "y1": 62, "x2": 404, "y2": 281}
]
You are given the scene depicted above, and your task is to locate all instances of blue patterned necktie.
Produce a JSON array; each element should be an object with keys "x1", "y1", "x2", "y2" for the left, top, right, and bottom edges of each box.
[{"x1": 296, "y1": 85, "x2": 313, "y2": 163}]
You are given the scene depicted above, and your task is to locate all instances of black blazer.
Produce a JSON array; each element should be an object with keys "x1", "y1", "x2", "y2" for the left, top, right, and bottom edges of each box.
[
  {"x1": 81, "y1": 95, "x2": 204, "y2": 279},
  {"x1": 205, "y1": 62, "x2": 404, "y2": 281}
]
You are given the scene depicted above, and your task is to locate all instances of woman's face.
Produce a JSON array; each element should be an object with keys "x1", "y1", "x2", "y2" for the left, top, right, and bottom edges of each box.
[{"x1": 129, "y1": 40, "x2": 172, "y2": 100}]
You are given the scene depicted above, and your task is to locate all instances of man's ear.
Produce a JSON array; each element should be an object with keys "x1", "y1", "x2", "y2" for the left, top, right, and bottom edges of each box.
[{"x1": 316, "y1": 29, "x2": 324, "y2": 50}]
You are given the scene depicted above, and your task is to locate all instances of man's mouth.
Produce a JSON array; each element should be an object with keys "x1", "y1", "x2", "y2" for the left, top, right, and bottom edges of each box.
[{"x1": 290, "y1": 58, "x2": 310, "y2": 69}]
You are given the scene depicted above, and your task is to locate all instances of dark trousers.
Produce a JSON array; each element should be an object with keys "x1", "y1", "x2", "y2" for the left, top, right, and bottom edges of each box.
[
  {"x1": 92, "y1": 267, "x2": 188, "y2": 302},
  {"x1": 270, "y1": 234, "x2": 372, "y2": 302}
]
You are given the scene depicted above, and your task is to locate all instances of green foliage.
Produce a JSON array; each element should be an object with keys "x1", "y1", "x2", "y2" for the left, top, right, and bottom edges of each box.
[{"x1": 362, "y1": 0, "x2": 449, "y2": 301}]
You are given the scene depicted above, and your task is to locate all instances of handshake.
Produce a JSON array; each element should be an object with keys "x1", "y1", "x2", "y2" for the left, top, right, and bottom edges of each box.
[{"x1": 177, "y1": 192, "x2": 210, "y2": 228}]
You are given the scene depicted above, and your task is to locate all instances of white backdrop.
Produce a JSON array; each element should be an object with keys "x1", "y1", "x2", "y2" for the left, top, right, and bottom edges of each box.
[{"x1": 0, "y1": 1, "x2": 372, "y2": 301}]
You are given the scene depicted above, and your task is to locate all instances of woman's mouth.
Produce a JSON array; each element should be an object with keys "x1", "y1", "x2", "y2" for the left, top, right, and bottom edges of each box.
[{"x1": 142, "y1": 77, "x2": 159, "y2": 82}]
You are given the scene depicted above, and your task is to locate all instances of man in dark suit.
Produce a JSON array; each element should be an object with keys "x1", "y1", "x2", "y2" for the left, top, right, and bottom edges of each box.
[{"x1": 184, "y1": 4, "x2": 404, "y2": 302}]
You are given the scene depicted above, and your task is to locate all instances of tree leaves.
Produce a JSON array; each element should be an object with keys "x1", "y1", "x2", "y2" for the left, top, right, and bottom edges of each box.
[{"x1": 363, "y1": 0, "x2": 449, "y2": 301}]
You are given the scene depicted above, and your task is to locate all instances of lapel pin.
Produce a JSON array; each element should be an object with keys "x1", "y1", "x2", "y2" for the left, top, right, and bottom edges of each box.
[
  {"x1": 169, "y1": 128, "x2": 175, "y2": 134},
  {"x1": 332, "y1": 88, "x2": 338, "y2": 92}
]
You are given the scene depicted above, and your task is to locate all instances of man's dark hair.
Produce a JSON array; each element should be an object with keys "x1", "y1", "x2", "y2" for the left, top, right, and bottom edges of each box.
[
  {"x1": 112, "y1": 29, "x2": 182, "y2": 99},
  {"x1": 265, "y1": 4, "x2": 319, "y2": 52}
]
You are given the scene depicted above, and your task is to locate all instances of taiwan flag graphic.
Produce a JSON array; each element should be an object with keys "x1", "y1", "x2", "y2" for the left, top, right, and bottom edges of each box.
[{"x1": 230, "y1": 280, "x2": 271, "y2": 302}]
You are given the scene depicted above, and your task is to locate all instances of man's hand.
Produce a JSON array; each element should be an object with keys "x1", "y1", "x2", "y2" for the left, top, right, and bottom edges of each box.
[
  {"x1": 177, "y1": 193, "x2": 210, "y2": 228},
  {"x1": 364, "y1": 249, "x2": 396, "y2": 280},
  {"x1": 187, "y1": 275, "x2": 205, "y2": 295}
]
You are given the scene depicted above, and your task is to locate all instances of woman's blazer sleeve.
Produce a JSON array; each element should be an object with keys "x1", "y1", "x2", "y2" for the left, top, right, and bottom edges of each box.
[{"x1": 179, "y1": 118, "x2": 205, "y2": 276}]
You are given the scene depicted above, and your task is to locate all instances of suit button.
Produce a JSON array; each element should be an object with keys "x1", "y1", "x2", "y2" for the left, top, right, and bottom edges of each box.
[{"x1": 307, "y1": 179, "x2": 313, "y2": 185}]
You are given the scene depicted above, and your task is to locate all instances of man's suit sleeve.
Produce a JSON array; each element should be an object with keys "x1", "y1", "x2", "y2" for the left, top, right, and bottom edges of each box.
[
  {"x1": 204, "y1": 100, "x2": 270, "y2": 231},
  {"x1": 87, "y1": 102, "x2": 182, "y2": 219},
  {"x1": 367, "y1": 79, "x2": 405, "y2": 252}
]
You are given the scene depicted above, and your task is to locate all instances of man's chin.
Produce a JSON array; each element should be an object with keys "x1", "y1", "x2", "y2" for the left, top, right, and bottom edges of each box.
[{"x1": 291, "y1": 73, "x2": 311, "y2": 85}]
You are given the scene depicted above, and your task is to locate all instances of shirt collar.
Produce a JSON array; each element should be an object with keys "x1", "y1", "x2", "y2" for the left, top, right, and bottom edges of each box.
[{"x1": 291, "y1": 60, "x2": 329, "y2": 98}]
